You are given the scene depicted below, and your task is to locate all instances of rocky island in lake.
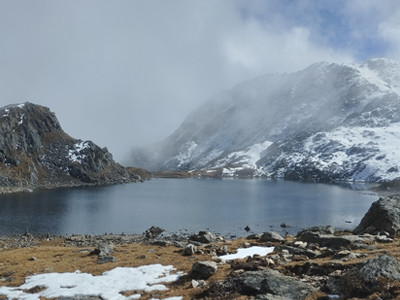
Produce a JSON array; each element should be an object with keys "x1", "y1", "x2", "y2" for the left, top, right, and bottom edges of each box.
[{"x1": 0, "y1": 102, "x2": 142, "y2": 194}]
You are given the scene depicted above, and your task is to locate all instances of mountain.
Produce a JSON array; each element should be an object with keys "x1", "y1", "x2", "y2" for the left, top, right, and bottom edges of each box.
[
  {"x1": 0, "y1": 102, "x2": 141, "y2": 193},
  {"x1": 127, "y1": 58, "x2": 400, "y2": 182}
]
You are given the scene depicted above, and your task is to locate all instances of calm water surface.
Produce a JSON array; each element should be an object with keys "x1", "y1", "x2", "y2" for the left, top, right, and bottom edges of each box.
[{"x1": 0, "y1": 178, "x2": 378, "y2": 236}]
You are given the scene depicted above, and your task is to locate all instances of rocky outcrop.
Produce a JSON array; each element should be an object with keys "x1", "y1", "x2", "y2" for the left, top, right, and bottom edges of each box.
[
  {"x1": 325, "y1": 254, "x2": 400, "y2": 298},
  {"x1": 354, "y1": 195, "x2": 400, "y2": 236},
  {"x1": 234, "y1": 269, "x2": 315, "y2": 299},
  {"x1": 0, "y1": 102, "x2": 141, "y2": 193}
]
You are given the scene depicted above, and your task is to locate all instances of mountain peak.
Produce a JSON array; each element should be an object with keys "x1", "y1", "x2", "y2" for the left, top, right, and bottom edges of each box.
[{"x1": 127, "y1": 58, "x2": 400, "y2": 182}]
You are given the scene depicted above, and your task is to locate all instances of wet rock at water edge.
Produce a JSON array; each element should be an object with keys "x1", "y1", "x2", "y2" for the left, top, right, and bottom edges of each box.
[{"x1": 189, "y1": 261, "x2": 218, "y2": 280}]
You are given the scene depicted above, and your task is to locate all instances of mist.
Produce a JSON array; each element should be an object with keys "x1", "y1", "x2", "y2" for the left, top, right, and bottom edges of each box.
[{"x1": 0, "y1": 0, "x2": 399, "y2": 162}]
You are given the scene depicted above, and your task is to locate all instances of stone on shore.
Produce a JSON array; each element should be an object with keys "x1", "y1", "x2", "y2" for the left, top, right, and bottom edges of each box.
[
  {"x1": 259, "y1": 231, "x2": 285, "y2": 243},
  {"x1": 354, "y1": 195, "x2": 400, "y2": 236}
]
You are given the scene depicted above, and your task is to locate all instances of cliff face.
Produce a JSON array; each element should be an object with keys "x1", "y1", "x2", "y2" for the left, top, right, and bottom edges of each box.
[{"x1": 0, "y1": 102, "x2": 140, "y2": 193}]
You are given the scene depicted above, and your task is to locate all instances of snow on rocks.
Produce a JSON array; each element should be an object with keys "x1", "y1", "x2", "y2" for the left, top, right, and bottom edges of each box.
[
  {"x1": 0, "y1": 265, "x2": 183, "y2": 300},
  {"x1": 67, "y1": 141, "x2": 90, "y2": 163}
]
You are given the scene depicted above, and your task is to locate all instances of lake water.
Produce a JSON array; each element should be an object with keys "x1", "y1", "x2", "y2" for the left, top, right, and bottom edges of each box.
[{"x1": 0, "y1": 178, "x2": 378, "y2": 237}]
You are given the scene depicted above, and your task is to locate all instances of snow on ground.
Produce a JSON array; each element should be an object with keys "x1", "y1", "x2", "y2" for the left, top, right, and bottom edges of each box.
[
  {"x1": 0, "y1": 264, "x2": 183, "y2": 300},
  {"x1": 219, "y1": 246, "x2": 275, "y2": 261},
  {"x1": 67, "y1": 141, "x2": 90, "y2": 163}
]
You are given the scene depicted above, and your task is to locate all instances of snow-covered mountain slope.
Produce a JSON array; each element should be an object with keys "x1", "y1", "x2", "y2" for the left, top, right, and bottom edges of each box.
[{"x1": 127, "y1": 58, "x2": 400, "y2": 182}]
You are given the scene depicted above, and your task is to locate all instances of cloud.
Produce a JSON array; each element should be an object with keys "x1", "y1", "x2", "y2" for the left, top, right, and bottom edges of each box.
[{"x1": 0, "y1": 0, "x2": 399, "y2": 162}]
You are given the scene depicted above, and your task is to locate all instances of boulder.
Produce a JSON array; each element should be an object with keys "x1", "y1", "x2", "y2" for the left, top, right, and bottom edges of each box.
[
  {"x1": 259, "y1": 231, "x2": 285, "y2": 243},
  {"x1": 354, "y1": 195, "x2": 400, "y2": 236},
  {"x1": 235, "y1": 269, "x2": 315, "y2": 299},
  {"x1": 144, "y1": 226, "x2": 164, "y2": 238},
  {"x1": 189, "y1": 231, "x2": 216, "y2": 244},
  {"x1": 182, "y1": 244, "x2": 197, "y2": 256},
  {"x1": 189, "y1": 261, "x2": 218, "y2": 279},
  {"x1": 325, "y1": 254, "x2": 400, "y2": 298},
  {"x1": 297, "y1": 231, "x2": 372, "y2": 249}
]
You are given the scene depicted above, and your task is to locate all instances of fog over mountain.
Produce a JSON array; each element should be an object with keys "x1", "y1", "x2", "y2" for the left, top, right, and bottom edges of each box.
[{"x1": 127, "y1": 58, "x2": 400, "y2": 182}]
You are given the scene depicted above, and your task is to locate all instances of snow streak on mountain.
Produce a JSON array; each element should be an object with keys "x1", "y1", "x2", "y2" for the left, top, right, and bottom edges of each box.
[{"x1": 128, "y1": 58, "x2": 400, "y2": 182}]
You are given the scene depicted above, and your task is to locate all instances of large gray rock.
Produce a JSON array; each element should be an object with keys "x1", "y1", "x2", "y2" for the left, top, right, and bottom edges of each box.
[
  {"x1": 354, "y1": 195, "x2": 400, "y2": 236},
  {"x1": 189, "y1": 231, "x2": 216, "y2": 244},
  {"x1": 297, "y1": 231, "x2": 371, "y2": 249},
  {"x1": 235, "y1": 269, "x2": 315, "y2": 299},
  {"x1": 259, "y1": 231, "x2": 285, "y2": 243},
  {"x1": 326, "y1": 254, "x2": 400, "y2": 298},
  {"x1": 189, "y1": 261, "x2": 218, "y2": 279}
]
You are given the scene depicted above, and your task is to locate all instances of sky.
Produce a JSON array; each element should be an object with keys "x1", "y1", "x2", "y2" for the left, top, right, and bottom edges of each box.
[{"x1": 0, "y1": 0, "x2": 400, "y2": 162}]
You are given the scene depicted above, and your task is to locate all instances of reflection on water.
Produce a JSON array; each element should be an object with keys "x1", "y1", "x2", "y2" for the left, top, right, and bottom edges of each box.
[{"x1": 0, "y1": 179, "x2": 378, "y2": 236}]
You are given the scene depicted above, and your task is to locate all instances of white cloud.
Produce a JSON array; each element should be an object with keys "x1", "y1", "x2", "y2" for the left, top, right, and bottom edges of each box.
[{"x1": 0, "y1": 0, "x2": 399, "y2": 162}]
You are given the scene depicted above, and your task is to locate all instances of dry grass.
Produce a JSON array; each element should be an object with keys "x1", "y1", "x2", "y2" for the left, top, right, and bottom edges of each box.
[
  {"x1": 0, "y1": 238, "x2": 251, "y2": 299},
  {"x1": 1, "y1": 237, "x2": 400, "y2": 299}
]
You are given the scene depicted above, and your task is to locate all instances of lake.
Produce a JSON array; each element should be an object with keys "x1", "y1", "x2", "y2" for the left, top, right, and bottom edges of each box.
[{"x1": 0, "y1": 178, "x2": 378, "y2": 237}]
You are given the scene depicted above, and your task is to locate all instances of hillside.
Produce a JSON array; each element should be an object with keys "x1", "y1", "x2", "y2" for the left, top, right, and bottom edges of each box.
[
  {"x1": 0, "y1": 102, "x2": 141, "y2": 193},
  {"x1": 127, "y1": 58, "x2": 400, "y2": 182}
]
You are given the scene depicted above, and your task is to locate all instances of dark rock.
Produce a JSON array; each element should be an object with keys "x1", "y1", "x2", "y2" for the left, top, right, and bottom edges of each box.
[
  {"x1": 189, "y1": 231, "x2": 216, "y2": 244},
  {"x1": 247, "y1": 233, "x2": 263, "y2": 240},
  {"x1": 182, "y1": 244, "x2": 197, "y2": 256},
  {"x1": 97, "y1": 255, "x2": 116, "y2": 264},
  {"x1": 90, "y1": 244, "x2": 114, "y2": 256},
  {"x1": 144, "y1": 226, "x2": 164, "y2": 238},
  {"x1": 354, "y1": 195, "x2": 400, "y2": 236},
  {"x1": 297, "y1": 226, "x2": 335, "y2": 236},
  {"x1": 325, "y1": 254, "x2": 400, "y2": 298},
  {"x1": 297, "y1": 231, "x2": 372, "y2": 249},
  {"x1": 276, "y1": 245, "x2": 320, "y2": 259},
  {"x1": 259, "y1": 231, "x2": 285, "y2": 243},
  {"x1": 189, "y1": 261, "x2": 218, "y2": 279},
  {"x1": 245, "y1": 226, "x2": 251, "y2": 232},
  {"x1": 235, "y1": 269, "x2": 315, "y2": 299}
]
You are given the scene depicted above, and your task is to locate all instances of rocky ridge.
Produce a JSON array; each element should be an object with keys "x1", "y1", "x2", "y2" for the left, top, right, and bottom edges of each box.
[
  {"x1": 0, "y1": 102, "x2": 141, "y2": 193},
  {"x1": 128, "y1": 58, "x2": 400, "y2": 182}
]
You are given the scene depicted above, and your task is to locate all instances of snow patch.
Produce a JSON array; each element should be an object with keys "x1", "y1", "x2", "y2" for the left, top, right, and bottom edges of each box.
[
  {"x1": 0, "y1": 265, "x2": 182, "y2": 300},
  {"x1": 67, "y1": 141, "x2": 90, "y2": 163},
  {"x1": 18, "y1": 113, "x2": 25, "y2": 125},
  {"x1": 216, "y1": 141, "x2": 272, "y2": 176},
  {"x1": 219, "y1": 246, "x2": 275, "y2": 261}
]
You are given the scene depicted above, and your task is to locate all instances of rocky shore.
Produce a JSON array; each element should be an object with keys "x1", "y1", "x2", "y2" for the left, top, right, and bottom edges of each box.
[{"x1": 1, "y1": 195, "x2": 400, "y2": 299}]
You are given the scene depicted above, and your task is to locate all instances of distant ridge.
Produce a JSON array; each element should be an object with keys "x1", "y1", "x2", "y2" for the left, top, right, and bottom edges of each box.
[
  {"x1": 0, "y1": 102, "x2": 141, "y2": 193},
  {"x1": 127, "y1": 58, "x2": 400, "y2": 182}
]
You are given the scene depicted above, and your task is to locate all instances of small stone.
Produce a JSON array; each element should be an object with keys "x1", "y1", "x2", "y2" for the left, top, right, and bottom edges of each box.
[
  {"x1": 28, "y1": 257, "x2": 37, "y2": 261},
  {"x1": 182, "y1": 244, "x2": 197, "y2": 256},
  {"x1": 189, "y1": 261, "x2": 218, "y2": 280},
  {"x1": 97, "y1": 255, "x2": 116, "y2": 264}
]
